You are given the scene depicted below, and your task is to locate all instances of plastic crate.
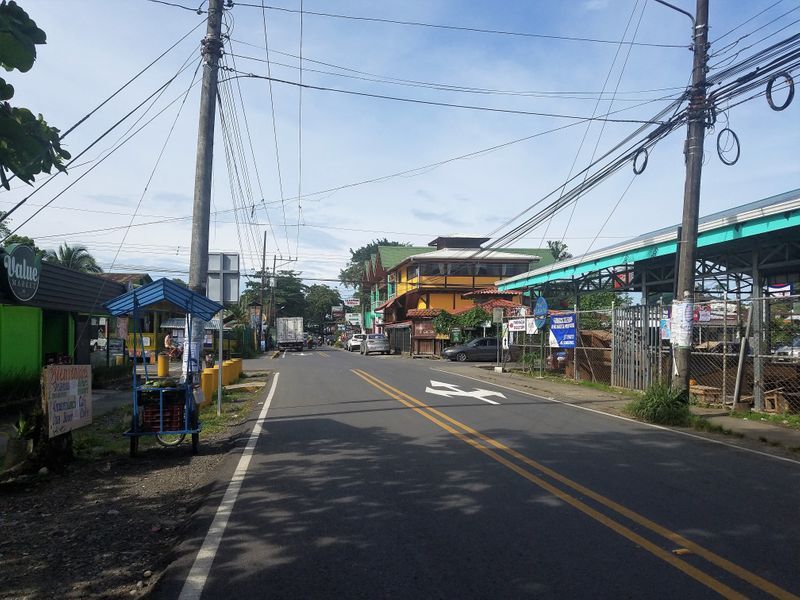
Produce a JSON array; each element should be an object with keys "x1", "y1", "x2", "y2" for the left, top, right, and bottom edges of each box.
[{"x1": 142, "y1": 402, "x2": 184, "y2": 432}]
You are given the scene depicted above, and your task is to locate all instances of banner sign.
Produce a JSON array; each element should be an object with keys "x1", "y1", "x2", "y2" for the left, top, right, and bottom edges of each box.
[
  {"x1": 670, "y1": 301, "x2": 693, "y2": 348},
  {"x1": 331, "y1": 305, "x2": 345, "y2": 317},
  {"x1": 507, "y1": 318, "x2": 526, "y2": 332},
  {"x1": 548, "y1": 313, "x2": 576, "y2": 348},
  {"x1": 344, "y1": 298, "x2": 360, "y2": 307},
  {"x1": 492, "y1": 307, "x2": 504, "y2": 324},
  {"x1": 345, "y1": 313, "x2": 361, "y2": 326},
  {"x1": 693, "y1": 305, "x2": 712, "y2": 323},
  {"x1": 42, "y1": 365, "x2": 92, "y2": 437}
]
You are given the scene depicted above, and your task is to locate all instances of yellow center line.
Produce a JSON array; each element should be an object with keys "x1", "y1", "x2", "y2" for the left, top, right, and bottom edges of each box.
[{"x1": 352, "y1": 368, "x2": 798, "y2": 600}]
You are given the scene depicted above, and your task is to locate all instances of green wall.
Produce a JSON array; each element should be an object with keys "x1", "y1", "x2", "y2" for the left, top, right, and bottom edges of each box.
[{"x1": 0, "y1": 305, "x2": 42, "y2": 377}]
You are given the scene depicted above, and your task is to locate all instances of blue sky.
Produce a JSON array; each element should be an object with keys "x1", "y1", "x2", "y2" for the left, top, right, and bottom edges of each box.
[{"x1": 2, "y1": 0, "x2": 799, "y2": 294}]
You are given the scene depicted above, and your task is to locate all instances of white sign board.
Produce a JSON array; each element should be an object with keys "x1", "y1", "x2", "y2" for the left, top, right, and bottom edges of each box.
[
  {"x1": 525, "y1": 317, "x2": 539, "y2": 335},
  {"x1": 344, "y1": 298, "x2": 360, "y2": 307},
  {"x1": 670, "y1": 300, "x2": 694, "y2": 348},
  {"x1": 507, "y1": 318, "x2": 526, "y2": 332},
  {"x1": 345, "y1": 313, "x2": 362, "y2": 326},
  {"x1": 42, "y1": 365, "x2": 92, "y2": 437}
]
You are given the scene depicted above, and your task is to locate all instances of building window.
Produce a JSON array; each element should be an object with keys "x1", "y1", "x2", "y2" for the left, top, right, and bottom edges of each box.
[
  {"x1": 447, "y1": 263, "x2": 472, "y2": 276},
  {"x1": 406, "y1": 265, "x2": 419, "y2": 280},
  {"x1": 474, "y1": 263, "x2": 502, "y2": 277},
  {"x1": 501, "y1": 263, "x2": 529, "y2": 276},
  {"x1": 420, "y1": 262, "x2": 446, "y2": 276}
]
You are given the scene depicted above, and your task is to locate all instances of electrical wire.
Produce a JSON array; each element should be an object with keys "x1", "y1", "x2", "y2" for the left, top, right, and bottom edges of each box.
[
  {"x1": 1, "y1": 57, "x2": 202, "y2": 235},
  {"x1": 232, "y1": 2, "x2": 686, "y2": 49},
  {"x1": 220, "y1": 68, "x2": 672, "y2": 125},
  {"x1": 144, "y1": 0, "x2": 207, "y2": 13},
  {"x1": 295, "y1": 0, "x2": 304, "y2": 259}
]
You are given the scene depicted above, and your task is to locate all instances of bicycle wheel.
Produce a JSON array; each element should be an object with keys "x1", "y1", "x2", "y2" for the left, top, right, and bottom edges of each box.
[{"x1": 155, "y1": 433, "x2": 186, "y2": 447}]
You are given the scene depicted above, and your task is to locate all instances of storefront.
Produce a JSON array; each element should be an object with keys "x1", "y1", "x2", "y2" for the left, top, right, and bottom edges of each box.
[{"x1": 0, "y1": 245, "x2": 126, "y2": 379}]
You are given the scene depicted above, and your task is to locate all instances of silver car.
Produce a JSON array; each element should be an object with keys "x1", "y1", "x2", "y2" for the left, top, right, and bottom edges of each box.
[
  {"x1": 361, "y1": 333, "x2": 390, "y2": 355},
  {"x1": 347, "y1": 333, "x2": 366, "y2": 352}
]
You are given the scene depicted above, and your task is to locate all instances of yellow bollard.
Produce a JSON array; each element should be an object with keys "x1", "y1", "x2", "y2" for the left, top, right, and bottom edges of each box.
[
  {"x1": 200, "y1": 371, "x2": 213, "y2": 407},
  {"x1": 223, "y1": 360, "x2": 234, "y2": 385},
  {"x1": 210, "y1": 365, "x2": 219, "y2": 392},
  {"x1": 232, "y1": 358, "x2": 242, "y2": 379},
  {"x1": 114, "y1": 355, "x2": 124, "y2": 366},
  {"x1": 157, "y1": 353, "x2": 170, "y2": 378}
]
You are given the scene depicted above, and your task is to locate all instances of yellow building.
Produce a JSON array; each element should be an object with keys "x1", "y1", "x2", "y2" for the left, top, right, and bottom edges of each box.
[{"x1": 364, "y1": 236, "x2": 551, "y2": 355}]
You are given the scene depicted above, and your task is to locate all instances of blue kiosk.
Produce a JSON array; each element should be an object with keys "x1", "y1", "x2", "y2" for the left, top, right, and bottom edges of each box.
[{"x1": 105, "y1": 278, "x2": 223, "y2": 457}]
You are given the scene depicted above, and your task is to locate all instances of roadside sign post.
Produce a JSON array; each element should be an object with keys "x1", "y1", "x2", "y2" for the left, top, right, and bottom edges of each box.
[
  {"x1": 207, "y1": 252, "x2": 240, "y2": 417},
  {"x1": 492, "y1": 308, "x2": 504, "y2": 368}
]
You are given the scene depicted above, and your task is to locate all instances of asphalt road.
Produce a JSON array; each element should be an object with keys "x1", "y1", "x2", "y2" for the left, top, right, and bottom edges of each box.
[{"x1": 156, "y1": 348, "x2": 800, "y2": 599}]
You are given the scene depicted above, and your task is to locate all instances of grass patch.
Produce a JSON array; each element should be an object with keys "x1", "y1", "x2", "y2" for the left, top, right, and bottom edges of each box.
[
  {"x1": 72, "y1": 406, "x2": 155, "y2": 458},
  {"x1": 625, "y1": 381, "x2": 692, "y2": 426},
  {"x1": 92, "y1": 364, "x2": 131, "y2": 389},
  {"x1": 0, "y1": 371, "x2": 40, "y2": 412},
  {"x1": 512, "y1": 370, "x2": 642, "y2": 398},
  {"x1": 730, "y1": 410, "x2": 800, "y2": 429}
]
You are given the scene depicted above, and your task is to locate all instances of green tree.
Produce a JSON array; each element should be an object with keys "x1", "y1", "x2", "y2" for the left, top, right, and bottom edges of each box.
[
  {"x1": 0, "y1": 210, "x2": 42, "y2": 255},
  {"x1": 547, "y1": 240, "x2": 572, "y2": 261},
  {"x1": 339, "y1": 238, "x2": 408, "y2": 304},
  {"x1": 273, "y1": 270, "x2": 307, "y2": 318},
  {"x1": 304, "y1": 284, "x2": 342, "y2": 331},
  {"x1": 43, "y1": 242, "x2": 102, "y2": 273},
  {"x1": 0, "y1": 1, "x2": 70, "y2": 190}
]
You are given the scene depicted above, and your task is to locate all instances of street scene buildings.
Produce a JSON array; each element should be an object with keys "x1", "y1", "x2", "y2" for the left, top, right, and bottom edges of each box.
[{"x1": 1, "y1": 1, "x2": 799, "y2": 599}]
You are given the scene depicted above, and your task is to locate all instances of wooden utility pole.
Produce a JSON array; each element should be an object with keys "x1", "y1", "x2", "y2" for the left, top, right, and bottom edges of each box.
[
  {"x1": 259, "y1": 230, "x2": 267, "y2": 351},
  {"x1": 670, "y1": 0, "x2": 709, "y2": 395},
  {"x1": 188, "y1": 0, "x2": 224, "y2": 296}
]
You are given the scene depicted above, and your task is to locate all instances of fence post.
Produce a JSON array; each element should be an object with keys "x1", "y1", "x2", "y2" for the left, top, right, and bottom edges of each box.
[
  {"x1": 722, "y1": 296, "x2": 728, "y2": 406},
  {"x1": 610, "y1": 301, "x2": 616, "y2": 388},
  {"x1": 574, "y1": 303, "x2": 579, "y2": 381}
]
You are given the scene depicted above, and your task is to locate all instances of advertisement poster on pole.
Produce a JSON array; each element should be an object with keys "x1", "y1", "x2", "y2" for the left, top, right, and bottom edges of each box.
[
  {"x1": 670, "y1": 301, "x2": 693, "y2": 347},
  {"x1": 525, "y1": 317, "x2": 539, "y2": 335},
  {"x1": 507, "y1": 318, "x2": 526, "y2": 332},
  {"x1": 549, "y1": 313, "x2": 576, "y2": 348}
]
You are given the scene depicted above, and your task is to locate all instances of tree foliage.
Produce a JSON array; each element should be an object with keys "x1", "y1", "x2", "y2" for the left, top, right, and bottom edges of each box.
[
  {"x1": 43, "y1": 242, "x2": 102, "y2": 273},
  {"x1": 0, "y1": 1, "x2": 70, "y2": 189},
  {"x1": 547, "y1": 240, "x2": 572, "y2": 261},
  {"x1": 339, "y1": 238, "x2": 408, "y2": 304},
  {"x1": 432, "y1": 306, "x2": 490, "y2": 335},
  {"x1": 304, "y1": 284, "x2": 342, "y2": 328}
]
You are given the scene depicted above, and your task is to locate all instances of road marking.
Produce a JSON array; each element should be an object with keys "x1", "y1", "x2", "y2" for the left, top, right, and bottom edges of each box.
[
  {"x1": 318, "y1": 352, "x2": 330, "y2": 358},
  {"x1": 435, "y1": 368, "x2": 800, "y2": 467},
  {"x1": 179, "y1": 373, "x2": 280, "y2": 600},
  {"x1": 353, "y1": 368, "x2": 798, "y2": 600},
  {"x1": 424, "y1": 380, "x2": 504, "y2": 404}
]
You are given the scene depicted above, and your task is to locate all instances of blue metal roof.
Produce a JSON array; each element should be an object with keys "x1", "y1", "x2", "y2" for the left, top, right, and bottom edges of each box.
[{"x1": 104, "y1": 277, "x2": 224, "y2": 320}]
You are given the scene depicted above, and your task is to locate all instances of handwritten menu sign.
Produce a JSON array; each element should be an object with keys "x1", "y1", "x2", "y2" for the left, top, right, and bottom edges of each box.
[{"x1": 42, "y1": 365, "x2": 92, "y2": 437}]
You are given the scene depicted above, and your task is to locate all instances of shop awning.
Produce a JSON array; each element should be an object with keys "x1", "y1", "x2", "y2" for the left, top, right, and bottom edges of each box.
[{"x1": 104, "y1": 277, "x2": 223, "y2": 320}]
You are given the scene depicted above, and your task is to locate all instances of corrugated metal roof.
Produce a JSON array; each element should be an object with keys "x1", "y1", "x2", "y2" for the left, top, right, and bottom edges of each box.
[
  {"x1": 104, "y1": 277, "x2": 224, "y2": 320},
  {"x1": 499, "y1": 188, "x2": 800, "y2": 290},
  {"x1": 407, "y1": 248, "x2": 541, "y2": 261},
  {"x1": 160, "y1": 318, "x2": 225, "y2": 330}
]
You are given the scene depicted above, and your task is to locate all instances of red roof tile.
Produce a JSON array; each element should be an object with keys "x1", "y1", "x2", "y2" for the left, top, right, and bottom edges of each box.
[
  {"x1": 453, "y1": 298, "x2": 522, "y2": 316},
  {"x1": 406, "y1": 308, "x2": 447, "y2": 318},
  {"x1": 462, "y1": 287, "x2": 522, "y2": 297}
]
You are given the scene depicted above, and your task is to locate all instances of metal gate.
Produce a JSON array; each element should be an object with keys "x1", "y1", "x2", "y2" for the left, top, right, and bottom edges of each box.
[{"x1": 611, "y1": 305, "x2": 661, "y2": 391}]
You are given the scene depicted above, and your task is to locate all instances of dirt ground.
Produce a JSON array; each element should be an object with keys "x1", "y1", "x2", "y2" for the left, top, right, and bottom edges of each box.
[{"x1": 0, "y1": 377, "x2": 267, "y2": 600}]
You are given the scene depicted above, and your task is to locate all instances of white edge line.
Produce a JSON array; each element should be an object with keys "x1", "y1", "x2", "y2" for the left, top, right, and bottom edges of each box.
[
  {"x1": 178, "y1": 372, "x2": 281, "y2": 600},
  {"x1": 432, "y1": 368, "x2": 800, "y2": 467}
]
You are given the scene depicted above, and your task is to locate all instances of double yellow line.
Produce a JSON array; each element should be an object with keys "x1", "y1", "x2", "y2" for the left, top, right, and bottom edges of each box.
[{"x1": 351, "y1": 368, "x2": 798, "y2": 600}]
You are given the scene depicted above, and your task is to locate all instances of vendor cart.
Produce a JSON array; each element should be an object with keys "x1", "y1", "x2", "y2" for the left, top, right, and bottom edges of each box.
[{"x1": 104, "y1": 278, "x2": 223, "y2": 457}]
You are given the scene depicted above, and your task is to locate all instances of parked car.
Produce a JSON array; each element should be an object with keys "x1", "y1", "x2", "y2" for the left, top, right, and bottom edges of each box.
[
  {"x1": 346, "y1": 333, "x2": 366, "y2": 352},
  {"x1": 774, "y1": 336, "x2": 800, "y2": 360},
  {"x1": 361, "y1": 333, "x2": 390, "y2": 355},
  {"x1": 443, "y1": 337, "x2": 499, "y2": 362}
]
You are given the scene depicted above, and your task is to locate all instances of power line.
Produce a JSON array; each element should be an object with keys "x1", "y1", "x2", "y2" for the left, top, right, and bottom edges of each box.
[
  {"x1": 220, "y1": 68, "x2": 672, "y2": 125},
  {"x1": 295, "y1": 0, "x2": 304, "y2": 259},
  {"x1": 232, "y1": 2, "x2": 686, "y2": 48},
  {"x1": 712, "y1": 0, "x2": 786, "y2": 43},
  {"x1": 144, "y1": 0, "x2": 207, "y2": 13},
  {"x1": 230, "y1": 37, "x2": 688, "y2": 98},
  {"x1": 1, "y1": 58, "x2": 202, "y2": 236},
  {"x1": 227, "y1": 51, "x2": 684, "y2": 102}
]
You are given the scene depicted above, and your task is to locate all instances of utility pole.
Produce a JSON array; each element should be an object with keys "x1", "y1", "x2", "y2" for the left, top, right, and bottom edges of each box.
[
  {"x1": 259, "y1": 230, "x2": 267, "y2": 351},
  {"x1": 186, "y1": 0, "x2": 223, "y2": 376},
  {"x1": 271, "y1": 254, "x2": 277, "y2": 328},
  {"x1": 669, "y1": 0, "x2": 710, "y2": 395}
]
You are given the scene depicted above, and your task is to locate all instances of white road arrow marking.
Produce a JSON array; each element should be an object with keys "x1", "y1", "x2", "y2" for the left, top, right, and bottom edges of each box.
[{"x1": 424, "y1": 380, "x2": 504, "y2": 405}]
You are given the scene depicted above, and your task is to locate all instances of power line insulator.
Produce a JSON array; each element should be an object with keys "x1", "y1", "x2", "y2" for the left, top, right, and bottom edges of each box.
[
  {"x1": 632, "y1": 147, "x2": 648, "y2": 175},
  {"x1": 716, "y1": 127, "x2": 740, "y2": 166},
  {"x1": 766, "y1": 72, "x2": 794, "y2": 111}
]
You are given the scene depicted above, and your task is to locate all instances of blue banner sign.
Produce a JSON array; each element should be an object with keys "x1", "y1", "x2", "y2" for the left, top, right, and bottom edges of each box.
[
  {"x1": 534, "y1": 296, "x2": 548, "y2": 329},
  {"x1": 548, "y1": 313, "x2": 576, "y2": 348}
]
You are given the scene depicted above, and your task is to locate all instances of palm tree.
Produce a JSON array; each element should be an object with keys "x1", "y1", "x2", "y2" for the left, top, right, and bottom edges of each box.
[{"x1": 44, "y1": 243, "x2": 103, "y2": 273}]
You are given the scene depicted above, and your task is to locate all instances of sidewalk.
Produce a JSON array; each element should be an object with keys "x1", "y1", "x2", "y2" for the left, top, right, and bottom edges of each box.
[{"x1": 436, "y1": 363, "x2": 800, "y2": 454}]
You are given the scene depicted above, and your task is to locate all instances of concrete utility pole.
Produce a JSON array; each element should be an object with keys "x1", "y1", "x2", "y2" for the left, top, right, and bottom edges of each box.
[
  {"x1": 271, "y1": 254, "x2": 277, "y2": 328},
  {"x1": 185, "y1": 0, "x2": 224, "y2": 377},
  {"x1": 259, "y1": 230, "x2": 267, "y2": 351},
  {"x1": 670, "y1": 0, "x2": 709, "y2": 395},
  {"x1": 188, "y1": 0, "x2": 224, "y2": 296}
]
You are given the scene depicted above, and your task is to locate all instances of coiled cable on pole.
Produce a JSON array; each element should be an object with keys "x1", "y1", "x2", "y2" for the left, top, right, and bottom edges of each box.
[
  {"x1": 632, "y1": 146, "x2": 648, "y2": 174},
  {"x1": 716, "y1": 127, "x2": 741, "y2": 165},
  {"x1": 766, "y1": 71, "x2": 795, "y2": 110}
]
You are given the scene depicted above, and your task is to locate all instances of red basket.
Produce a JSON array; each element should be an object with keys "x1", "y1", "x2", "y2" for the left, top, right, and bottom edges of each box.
[{"x1": 142, "y1": 402, "x2": 184, "y2": 432}]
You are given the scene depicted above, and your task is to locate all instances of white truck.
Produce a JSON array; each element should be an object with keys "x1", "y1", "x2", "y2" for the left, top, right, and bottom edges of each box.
[{"x1": 276, "y1": 316, "x2": 305, "y2": 351}]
